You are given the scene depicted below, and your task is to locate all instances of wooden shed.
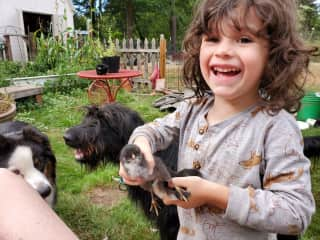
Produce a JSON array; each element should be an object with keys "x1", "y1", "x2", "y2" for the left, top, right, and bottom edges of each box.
[{"x1": 0, "y1": 0, "x2": 75, "y2": 62}]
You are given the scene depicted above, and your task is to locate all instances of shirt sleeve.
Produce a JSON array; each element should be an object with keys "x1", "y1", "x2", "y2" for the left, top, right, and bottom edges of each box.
[
  {"x1": 224, "y1": 114, "x2": 315, "y2": 235},
  {"x1": 128, "y1": 100, "x2": 190, "y2": 153}
]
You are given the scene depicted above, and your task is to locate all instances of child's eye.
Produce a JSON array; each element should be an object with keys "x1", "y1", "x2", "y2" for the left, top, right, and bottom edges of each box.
[
  {"x1": 238, "y1": 36, "x2": 252, "y2": 44},
  {"x1": 204, "y1": 35, "x2": 219, "y2": 43}
]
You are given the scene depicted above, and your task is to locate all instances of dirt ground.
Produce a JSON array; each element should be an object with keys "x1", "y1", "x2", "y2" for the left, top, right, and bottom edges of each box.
[{"x1": 87, "y1": 184, "x2": 127, "y2": 207}]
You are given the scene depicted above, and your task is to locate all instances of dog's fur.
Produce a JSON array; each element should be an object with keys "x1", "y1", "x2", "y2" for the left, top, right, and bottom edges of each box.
[
  {"x1": 0, "y1": 121, "x2": 57, "y2": 207},
  {"x1": 63, "y1": 103, "x2": 179, "y2": 240},
  {"x1": 63, "y1": 103, "x2": 314, "y2": 240},
  {"x1": 303, "y1": 136, "x2": 320, "y2": 161}
]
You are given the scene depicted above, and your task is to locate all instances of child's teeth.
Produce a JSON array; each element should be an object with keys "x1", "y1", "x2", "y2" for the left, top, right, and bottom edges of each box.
[{"x1": 214, "y1": 67, "x2": 238, "y2": 72}]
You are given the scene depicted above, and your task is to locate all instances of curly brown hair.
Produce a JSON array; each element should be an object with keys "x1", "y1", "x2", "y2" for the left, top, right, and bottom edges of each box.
[{"x1": 183, "y1": 0, "x2": 316, "y2": 114}]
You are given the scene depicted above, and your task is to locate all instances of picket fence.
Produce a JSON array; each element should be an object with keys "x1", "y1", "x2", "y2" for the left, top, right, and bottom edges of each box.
[{"x1": 114, "y1": 34, "x2": 166, "y2": 91}]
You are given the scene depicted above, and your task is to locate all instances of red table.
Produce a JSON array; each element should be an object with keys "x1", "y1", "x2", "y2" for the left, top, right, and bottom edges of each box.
[{"x1": 77, "y1": 69, "x2": 142, "y2": 103}]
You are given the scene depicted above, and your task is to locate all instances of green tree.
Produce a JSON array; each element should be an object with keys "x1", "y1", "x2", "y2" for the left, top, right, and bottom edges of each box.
[
  {"x1": 73, "y1": 0, "x2": 108, "y2": 36},
  {"x1": 298, "y1": 0, "x2": 320, "y2": 39},
  {"x1": 73, "y1": 0, "x2": 199, "y2": 50},
  {"x1": 103, "y1": 0, "x2": 196, "y2": 49}
]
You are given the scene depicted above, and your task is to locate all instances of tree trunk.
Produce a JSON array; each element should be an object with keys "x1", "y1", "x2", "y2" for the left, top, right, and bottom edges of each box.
[
  {"x1": 126, "y1": 0, "x2": 134, "y2": 38},
  {"x1": 170, "y1": 0, "x2": 177, "y2": 54},
  {"x1": 90, "y1": 0, "x2": 96, "y2": 36}
]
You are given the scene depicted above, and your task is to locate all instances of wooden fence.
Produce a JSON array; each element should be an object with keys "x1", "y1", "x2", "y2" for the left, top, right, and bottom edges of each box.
[
  {"x1": 115, "y1": 34, "x2": 183, "y2": 92},
  {"x1": 1, "y1": 33, "x2": 184, "y2": 92},
  {"x1": 114, "y1": 34, "x2": 166, "y2": 92}
]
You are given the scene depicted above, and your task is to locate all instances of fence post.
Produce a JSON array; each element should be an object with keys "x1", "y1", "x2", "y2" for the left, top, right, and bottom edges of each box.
[
  {"x1": 4, "y1": 35, "x2": 13, "y2": 61},
  {"x1": 159, "y1": 34, "x2": 166, "y2": 79}
]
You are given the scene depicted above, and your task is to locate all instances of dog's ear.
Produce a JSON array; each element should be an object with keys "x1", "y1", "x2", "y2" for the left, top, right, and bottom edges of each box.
[
  {"x1": 22, "y1": 126, "x2": 50, "y2": 145},
  {"x1": 97, "y1": 109, "x2": 106, "y2": 119},
  {"x1": 0, "y1": 134, "x2": 13, "y2": 151},
  {"x1": 85, "y1": 105, "x2": 99, "y2": 117}
]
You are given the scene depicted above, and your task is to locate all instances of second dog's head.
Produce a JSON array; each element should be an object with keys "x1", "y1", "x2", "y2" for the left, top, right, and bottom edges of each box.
[
  {"x1": 0, "y1": 125, "x2": 56, "y2": 207},
  {"x1": 63, "y1": 103, "x2": 144, "y2": 168}
]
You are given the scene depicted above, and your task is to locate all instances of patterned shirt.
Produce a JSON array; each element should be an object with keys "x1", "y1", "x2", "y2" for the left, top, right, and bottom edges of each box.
[{"x1": 129, "y1": 96, "x2": 315, "y2": 240}]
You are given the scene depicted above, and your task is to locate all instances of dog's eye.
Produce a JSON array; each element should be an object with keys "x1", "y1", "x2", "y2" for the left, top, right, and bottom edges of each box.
[
  {"x1": 33, "y1": 157, "x2": 45, "y2": 171},
  {"x1": 34, "y1": 158, "x2": 40, "y2": 166},
  {"x1": 12, "y1": 169, "x2": 20, "y2": 175}
]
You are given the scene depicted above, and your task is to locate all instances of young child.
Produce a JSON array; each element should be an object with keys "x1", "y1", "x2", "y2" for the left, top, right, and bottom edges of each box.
[{"x1": 119, "y1": 0, "x2": 315, "y2": 239}]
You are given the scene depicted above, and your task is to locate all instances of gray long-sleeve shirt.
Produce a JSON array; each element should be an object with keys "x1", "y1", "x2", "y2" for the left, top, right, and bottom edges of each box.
[{"x1": 129, "y1": 96, "x2": 315, "y2": 240}]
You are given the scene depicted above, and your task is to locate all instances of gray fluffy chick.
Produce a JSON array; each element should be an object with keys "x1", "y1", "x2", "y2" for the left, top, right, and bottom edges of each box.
[{"x1": 119, "y1": 144, "x2": 193, "y2": 215}]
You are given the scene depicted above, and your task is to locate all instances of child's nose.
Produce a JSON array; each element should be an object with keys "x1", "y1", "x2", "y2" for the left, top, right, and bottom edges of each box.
[{"x1": 214, "y1": 39, "x2": 234, "y2": 58}]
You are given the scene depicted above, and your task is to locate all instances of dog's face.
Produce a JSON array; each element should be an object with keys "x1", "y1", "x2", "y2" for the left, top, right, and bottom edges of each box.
[
  {"x1": 0, "y1": 126, "x2": 56, "y2": 207},
  {"x1": 64, "y1": 103, "x2": 145, "y2": 169},
  {"x1": 63, "y1": 106, "x2": 105, "y2": 167}
]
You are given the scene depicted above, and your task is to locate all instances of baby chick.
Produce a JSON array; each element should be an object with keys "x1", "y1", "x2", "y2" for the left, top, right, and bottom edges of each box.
[{"x1": 120, "y1": 144, "x2": 199, "y2": 215}]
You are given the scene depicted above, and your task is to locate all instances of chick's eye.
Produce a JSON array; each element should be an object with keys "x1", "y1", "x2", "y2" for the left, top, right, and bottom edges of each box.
[{"x1": 238, "y1": 36, "x2": 252, "y2": 44}]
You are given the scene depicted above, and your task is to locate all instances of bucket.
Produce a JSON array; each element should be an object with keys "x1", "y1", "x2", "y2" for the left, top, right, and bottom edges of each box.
[{"x1": 297, "y1": 92, "x2": 320, "y2": 121}]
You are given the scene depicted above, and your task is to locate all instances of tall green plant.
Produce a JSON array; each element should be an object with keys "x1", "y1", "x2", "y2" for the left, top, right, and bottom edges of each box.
[{"x1": 33, "y1": 31, "x2": 103, "y2": 74}]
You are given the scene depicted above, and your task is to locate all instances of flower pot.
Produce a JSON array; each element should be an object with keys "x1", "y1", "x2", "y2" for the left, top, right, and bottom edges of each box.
[
  {"x1": 0, "y1": 101, "x2": 16, "y2": 123},
  {"x1": 101, "y1": 56, "x2": 120, "y2": 73}
]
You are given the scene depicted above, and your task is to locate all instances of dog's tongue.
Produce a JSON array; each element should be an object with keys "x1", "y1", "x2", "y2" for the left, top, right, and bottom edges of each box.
[{"x1": 74, "y1": 149, "x2": 84, "y2": 160}]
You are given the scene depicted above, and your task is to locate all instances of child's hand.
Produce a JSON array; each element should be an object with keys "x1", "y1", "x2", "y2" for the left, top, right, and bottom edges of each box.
[
  {"x1": 162, "y1": 176, "x2": 209, "y2": 209},
  {"x1": 119, "y1": 163, "x2": 145, "y2": 185},
  {"x1": 162, "y1": 176, "x2": 229, "y2": 210}
]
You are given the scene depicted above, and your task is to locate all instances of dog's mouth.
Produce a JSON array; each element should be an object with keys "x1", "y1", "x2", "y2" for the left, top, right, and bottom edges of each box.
[
  {"x1": 73, "y1": 145, "x2": 97, "y2": 162},
  {"x1": 75, "y1": 149, "x2": 85, "y2": 160}
]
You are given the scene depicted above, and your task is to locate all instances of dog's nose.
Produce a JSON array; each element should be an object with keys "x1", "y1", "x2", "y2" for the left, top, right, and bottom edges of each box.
[
  {"x1": 38, "y1": 184, "x2": 51, "y2": 198},
  {"x1": 63, "y1": 132, "x2": 73, "y2": 144}
]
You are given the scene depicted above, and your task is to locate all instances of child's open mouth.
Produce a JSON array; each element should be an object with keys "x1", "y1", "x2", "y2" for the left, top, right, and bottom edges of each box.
[{"x1": 212, "y1": 67, "x2": 241, "y2": 77}]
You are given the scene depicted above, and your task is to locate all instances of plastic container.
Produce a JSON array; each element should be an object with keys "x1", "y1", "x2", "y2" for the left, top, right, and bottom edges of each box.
[{"x1": 297, "y1": 92, "x2": 320, "y2": 121}]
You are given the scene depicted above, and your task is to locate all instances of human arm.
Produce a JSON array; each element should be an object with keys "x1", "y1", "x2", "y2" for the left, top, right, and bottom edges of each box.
[
  {"x1": 233, "y1": 117, "x2": 315, "y2": 235},
  {"x1": 0, "y1": 169, "x2": 78, "y2": 240},
  {"x1": 162, "y1": 176, "x2": 230, "y2": 210}
]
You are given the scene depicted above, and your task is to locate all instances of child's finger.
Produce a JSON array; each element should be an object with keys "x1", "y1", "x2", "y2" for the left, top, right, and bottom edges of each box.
[
  {"x1": 122, "y1": 177, "x2": 144, "y2": 186},
  {"x1": 171, "y1": 177, "x2": 188, "y2": 188},
  {"x1": 162, "y1": 197, "x2": 182, "y2": 206}
]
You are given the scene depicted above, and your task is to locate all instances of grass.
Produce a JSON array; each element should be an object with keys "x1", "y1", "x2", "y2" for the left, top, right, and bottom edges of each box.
[
  {"x1": 16, "y1": 89, "x2": 164, "y2": 240},
  {"x1": 15, "y1": 79, "x2": 320, "y2": 239}
]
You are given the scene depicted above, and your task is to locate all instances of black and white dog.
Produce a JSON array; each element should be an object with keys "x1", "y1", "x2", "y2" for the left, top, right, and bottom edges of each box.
[
  {"x1": 0, "y1": 121, "x2": 57, "y2": 207},
  {"x1": 63, "y1": 103, "x2": 316, "y2": 240}
]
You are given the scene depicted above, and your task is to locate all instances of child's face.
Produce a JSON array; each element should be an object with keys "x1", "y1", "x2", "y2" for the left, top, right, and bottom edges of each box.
[{"x1": 199, "y1": 7, "x2": 269, "y2": 105}]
